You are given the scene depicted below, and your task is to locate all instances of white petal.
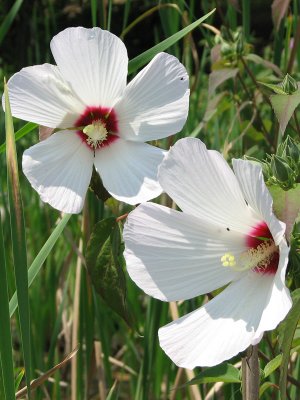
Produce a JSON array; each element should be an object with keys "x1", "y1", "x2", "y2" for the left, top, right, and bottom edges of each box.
[
  {"x1": 94, "y1": 139, "x2": 164, "y2": 204},
  {"x1": 159, "y1": 138, "x2": 260, "y2": 234},
  {"x1": 159, "y1": 269, "x2": 291, "y2": 368},
  {"x1": 124, "y1": 202, "x2": 246, "y2": 301},
  {"x1": 51, "y1": 27, "x2": 128, "y2": 107},
  {"x1": 114, "y1": 53, "x2": 189, "y2": 141},
  {"x1": 22, "y1": 131, "x2": 94, "y2": 213},
  {"x1": 232, "y1": 159, "x2": 286, "y2": 245},
  {"x1": 254, "y1": 240, "x2": 291, "y2": 340},
  {"x1": 4, "y1": 64, "x2": 84, "y2": 128}
]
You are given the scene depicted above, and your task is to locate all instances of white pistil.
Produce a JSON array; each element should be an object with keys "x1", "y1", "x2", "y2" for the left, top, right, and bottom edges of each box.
[
  {"x1": 221, "y1": 240, "x2": 277, "y2": 272},
  {"x1": 83, "y1": 120, "x2": 108, "y2": 148}
]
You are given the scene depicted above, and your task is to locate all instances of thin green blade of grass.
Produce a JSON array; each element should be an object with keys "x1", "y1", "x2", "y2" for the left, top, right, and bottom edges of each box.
[
  {"x1": 4, "y1": 80, "x2": 31, "y2": 398},
  {"x1": 242, "y1": 0, "x2": 250, "y2": 41},
  {"x1": 0, "y1": 122, "x2": 38, "y2": 155},
  {"x1": 9, "y1": 213, "x2": 72, "y2": 317},
  {"x1": 0, "y1": 199, "x2": 16, "y2": 400},
  {"x1": 0, "y1": 0, "x2": 23, "y2": 45},
  {"x1": 107, "y1": 0, "x2": 113, "y2": 32},
  {"x1": 91, "y1": 0, "x2": 98, "y2": 27},
  {"x1": 128, "y1": 8, "x2": 215, "y2": 74}
]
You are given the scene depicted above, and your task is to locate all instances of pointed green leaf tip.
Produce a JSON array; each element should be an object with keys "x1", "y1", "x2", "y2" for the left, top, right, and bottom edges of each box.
[
  {"x1": 128, "y1": 8, "x2": 216, "y2": 74},
  {"x1": 259, "y1": 74, "x2": 300, "y2": 134},
  {"x1": 271, "y1": 155, "x2": 293, "y2": 184},
  {"x1": 85, "y1": 217, "x2": 135, "y2": 328},
  {"x1": 179, "y1": 363, "x2": 241, "y2": 388}
]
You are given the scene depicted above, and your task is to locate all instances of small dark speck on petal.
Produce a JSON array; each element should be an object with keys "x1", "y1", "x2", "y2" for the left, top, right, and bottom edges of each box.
[
  {"x1": 226, "y1": 228, "x2": 230, "y2": 231},
  {"x1": 180, "y1": 77, "x2": 184, "y2": 80}
]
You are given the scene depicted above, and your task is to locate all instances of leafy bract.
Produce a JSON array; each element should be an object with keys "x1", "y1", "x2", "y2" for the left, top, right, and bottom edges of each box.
[
  {"x1": 86, "y1": 217, "x2": 134, "y2": 328},
  {"x1": 270, "y1": 89, "x2": 300, "y2": 134}
]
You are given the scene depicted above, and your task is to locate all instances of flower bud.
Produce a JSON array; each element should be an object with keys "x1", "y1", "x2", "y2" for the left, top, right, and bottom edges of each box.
[
  {"x1": 285, "y1": 136, "x2": 300, "y2": 164},
  {"x1": 279, "y1": 74, "x2": 298, "y2": 95},
  {"x1": 271, "y1": 155, "x2": 293, "y2": 184},
  {"x1": 236, "y1": 32, "x2": 244, "y2": 55}
]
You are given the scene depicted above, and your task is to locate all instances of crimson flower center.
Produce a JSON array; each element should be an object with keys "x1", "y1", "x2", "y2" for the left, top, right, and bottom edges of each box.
[
  {"x1": 75, "y1": 106, "x2": 119, "y2": 150},
  {"x1": 221, "y1": 222, "x2": 279, "y2": 275},
  {"x1": 246, "y1": 222, "x2": 279, "y2": 275}
]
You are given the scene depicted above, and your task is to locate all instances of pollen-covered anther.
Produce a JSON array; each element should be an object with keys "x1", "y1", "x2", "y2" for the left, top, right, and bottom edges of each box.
[
  {"x1": 221, "y1": 253, "x2": 236, "y2": 267},
  {"x1": 83, "y1": 120, "x2": 108, "y2": 148},
  {"x1": 221, "y1": 240, "x2": 278, "y2": 272}
]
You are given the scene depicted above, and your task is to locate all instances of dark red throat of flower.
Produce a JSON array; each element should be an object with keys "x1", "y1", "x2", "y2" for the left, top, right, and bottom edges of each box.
[
  {"x1": 246, "y1": 222, "x2": 279, "y2": 275},
  {"x1": 75, "y1": 106, "x2": 119, "y2": 149}
]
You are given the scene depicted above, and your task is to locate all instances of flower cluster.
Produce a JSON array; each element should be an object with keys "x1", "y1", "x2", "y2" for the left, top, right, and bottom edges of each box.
[{"x1": 3, "y1": 27, "x2": 292, "y2": 369}]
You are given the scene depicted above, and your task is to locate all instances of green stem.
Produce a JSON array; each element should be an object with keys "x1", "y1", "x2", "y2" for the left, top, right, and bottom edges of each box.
[{"x1": 242, "y1": 345, "x2": 260, "y2": 400}]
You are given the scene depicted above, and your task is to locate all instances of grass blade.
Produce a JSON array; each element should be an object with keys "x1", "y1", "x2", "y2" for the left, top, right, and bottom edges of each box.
[
  {"x1": 0, "y1": 0, "x2": 23, "y2": 45},
  {"x1": 4, "y1": 80, "x2": 31, "y2": 397},
  {"x1": 128, "y1": 8, "x2": 215, "y2": 74},
  {"x1": 9, "y1": 213, "x2": 72, "y2": 317},
  {"x1": 242, "y1": 0, "x2": 250, "y2": 41},
  {"x1": 0, "y1": 122, "x2": 38, "y2": 154},
  {"x1": 0, "y1": 195, "x2": 16, "y2": 400}
]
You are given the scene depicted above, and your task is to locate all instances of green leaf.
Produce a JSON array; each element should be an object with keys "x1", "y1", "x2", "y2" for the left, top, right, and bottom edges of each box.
[
  {"x1": 14, "y1": 369, "x2": 25, "y2": 392},
  {"x1": 0, "y1": 0, "x2": 23, "y2": 45},
  {"x1": 86, "y1": 218, "x2": 133, "y2": 327},
  {"x1": 4, "y1": 81, "x2": 31, "y2": 397},
  {"x1": 245, "y1": 54, "x2": 282, "y2": 76},
  {"x1": 208, "y1": 68, "x2": 239, "y2": 97},
  {"x1": 183, "y1": 363, "x2": 241, "y2": 386},
  {"x1": 270, "y1": 89, "x2": 300, "y2": 134},
  {"x1": 128, "y1": 9, "x2": 215, "y2": 74},
  {"x1": 258, "y1": 81, "x2": 287, "y2": 95},
  {"x1": 0, "y1": 202, "x2": 16, "y2": 400},
  {"x1": 269, "y1": 184, "x2": 300, "y2": 240},
  {"x1": 9, "y1": 213, "x2": 72, "y2": 317},
  {"x1": 0, "y1": 122, "x2": 38, "y2": 155},
  {"x1": 89, "y1": 167, "x2": 111, "y2": 202},
  {"x1": 259, "y1": 381, "x2": 278, "y2": 398},
  {"x1": 279, "y1": 289, "x2": 300, "y2": 400},
  {"x1": 263, "y1": 354, "x2": 282, "y2": 378},
  {"x1": 272, "y1": 0, "x2": 292, "y2": 31}
]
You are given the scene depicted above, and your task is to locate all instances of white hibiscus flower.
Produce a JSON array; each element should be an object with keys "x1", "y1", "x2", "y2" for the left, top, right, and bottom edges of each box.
[
  {"x1": 3, "y1": 27, "x2": 189, "y2": 213},
  {"x1": 123, "y1": 137, "x2": 292, "y2": 368}
]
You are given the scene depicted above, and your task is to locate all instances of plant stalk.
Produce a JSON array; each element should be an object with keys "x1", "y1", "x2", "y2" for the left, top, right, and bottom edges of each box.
[{"x1": 242, "y1": 345, "x2": 259, "y2": 400}]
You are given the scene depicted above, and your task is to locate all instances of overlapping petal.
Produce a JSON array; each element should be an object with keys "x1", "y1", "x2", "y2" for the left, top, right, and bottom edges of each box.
[
  {"x1": 114, "y1": 53, "x2": 189, "y2": 141},
  {"x1": 94, "y1": 139, "x2": 164, "y2": 205},
  {"x1": 51, "y1": 27, "x2": 128, "y2": 107},
  {"x1": 254, "y1": 241, "x2": 291, "y2": 340},
  {"x1": 158, "y1": 138, "x2": 261, "y2": 233},
  {"x1": 124, "y1": 202, "x2": 246, "y2": 301},
  {"x1": 232, "y1": 159, "x2": 286, "y2": 245},
  {"x1": 4, "y1": 64, "x2": 84, "y2": 128},
  {"x1": 159, "y1": 265, "x2": 291, "y2": 368},
  {"x1": 23, "y1": 131, "x2": 94, "y2": 213}
]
